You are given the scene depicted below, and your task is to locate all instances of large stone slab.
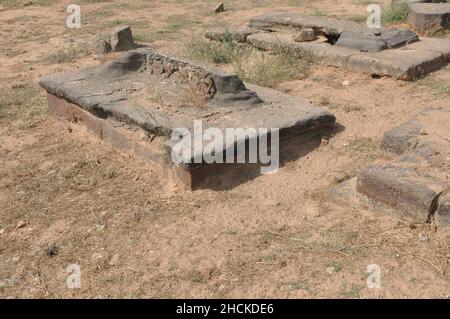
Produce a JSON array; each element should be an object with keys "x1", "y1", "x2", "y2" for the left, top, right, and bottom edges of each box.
[
  {"x1": 39, "y1": 48, "x2": 335, "y2": 189},
  {"x1": 409, "y1": 3, "x2": 450, "y2": 30},
  {"x1": 357, "y1": 163, "x2": 445, "y2": 221},
  {"x1": 244, "y1": 31, "x2": 450, "y2": 80}
]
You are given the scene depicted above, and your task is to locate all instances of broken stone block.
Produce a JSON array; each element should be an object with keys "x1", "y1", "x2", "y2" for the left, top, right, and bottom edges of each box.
[
  {"x1": 294, "y1": 28, "x2": 315, "y2": 42},
  {"x1": 357, "y1": 164, "x2": 445, "y2": 221},
  {"x1": 94, "y1": 39, "x2": 112, "y2": 55},
  {"x1": 381, "y1": 121, "x2": 422, "y2": 155},
  {"x1": 408, "y1": 3, "x2": 450, "y2": 30},
  {"x1": 436, "y1": 195, "x2": 450, "y2": 228},
  {"x1": 380, "y1": 29, "x2": 419, "y2": 48},
  {"x1": 111, "y1": 25, "x2": 136, "y2": 52},
  {"x1": 215, "y1": 2, "x2": 225, "y2": 13}
]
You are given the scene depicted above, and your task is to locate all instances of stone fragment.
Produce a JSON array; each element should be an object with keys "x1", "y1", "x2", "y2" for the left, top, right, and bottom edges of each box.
[
  {"x1": 214, "y1": 2, "x2": 225, "y2": 13},
  {"x1": 381, "y1": 121, "x2": 422, "y2": 155},
  {"x1": 111, "y1": 26, "x2": 136, "y2": 52},
  {"x1": 436, "y1": 195, "x2": 450, "y2": 227},
  {"x1": 408, "y1": 3, "x2": 450, "y2": 30},
  {"x1": 357, "y1": 164, "x2": 445, "y2": 221},
  {"x1": 336, "y1": 32, "x2": 388, "y2": 52},
  {"x1": 95, "y1": 39, "x2": 112, "y2": 55},
  {"x1": 294, "y1": 28, "x2": 315, "y2": 42},
  {"x1": 380, "y1": 29, "x2": 419, "y2": 48}
]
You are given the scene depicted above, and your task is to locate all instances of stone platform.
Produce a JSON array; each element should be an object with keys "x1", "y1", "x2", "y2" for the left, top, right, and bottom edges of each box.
[
  {"x1": 39, "y1": 48, "x2": 336, "y2": 189},
  {"x1": 206, "y1": 13, "x2": 450, "y2": 80}
]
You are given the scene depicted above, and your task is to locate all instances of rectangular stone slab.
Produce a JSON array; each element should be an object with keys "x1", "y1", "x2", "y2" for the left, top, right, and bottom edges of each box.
[
  {"x1": 245, "y1": 32, "x2": 450, "y2": 80},
  {"x1": 408, "y1": 3, "x2": 450, "y2": 30},
  {"x1": 39, "y1": 48, "x2": 335, "y2": 188}
]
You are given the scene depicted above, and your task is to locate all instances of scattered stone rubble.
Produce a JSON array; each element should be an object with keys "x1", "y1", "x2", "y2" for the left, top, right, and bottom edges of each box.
[
  {"x1": 205, "y1": 12, "x2": 450, "y2": 80},
  {"x1": 357, "y1": 108, "x2": 449, "y2": 228},
  {"x1": 39, "y1": 48, "x2": 335, "y2": 189}
]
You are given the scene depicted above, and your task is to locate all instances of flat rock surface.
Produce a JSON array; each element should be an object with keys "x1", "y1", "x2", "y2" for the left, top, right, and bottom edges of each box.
[
  {"x1": 409, "y1": 3, "x2": 450, "y2": 29},
  {"x1": 39, "y1": 47, "x2": 335, "y2": 164}
]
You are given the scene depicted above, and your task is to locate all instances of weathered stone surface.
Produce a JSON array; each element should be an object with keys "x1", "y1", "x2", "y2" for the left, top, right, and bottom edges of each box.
[
  {"x1": 214, "y1": 2, "x2": 225, "y2": 13},
  {"x1": 294, "y1": 28, "x2": 315, "y2": 42},
  {"x1": 408, "y1": 3, "x2": 450, "y2": 30},
  {"x1": 381, "y1": 121, "x2": 422, "y2": 154},
  {"x1": 94, "y1": 39, "x2": 112, "y2": 55},
  {"x1": 40, "y1": 47, "x2": 336, "y2": 180},
  {"x1": 111, "y1": 26, "x2": 136, "y2": 52},
  {"x1": 336, "y1": 31, "x2": 388, "y2": 52},
  {"x1": 436, "y1": 195, "x2": 450, "y2": 227},
  {"x1": 357, "y1": 164, "x2": 445, "y2": 221}
]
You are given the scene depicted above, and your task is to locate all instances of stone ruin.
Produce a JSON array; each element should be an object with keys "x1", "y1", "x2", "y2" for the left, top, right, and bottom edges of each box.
[
  {"x1": 39, "y1": 12, "x2": 449, "y2": 230},
  {"x1": 206, "y1": 12, "x2": 450, "y2": 80},
  {"x1": 357, "y1": 108, "x2": 450, "y2": 229},
  {"x1": 39, "y1": 47, "x2": 336, "y2": 190}
]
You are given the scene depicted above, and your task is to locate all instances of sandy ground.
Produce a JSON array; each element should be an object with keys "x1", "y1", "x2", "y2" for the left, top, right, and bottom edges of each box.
[{"x1": 0, "y1": 0, "x2": 449, "y2": 298}]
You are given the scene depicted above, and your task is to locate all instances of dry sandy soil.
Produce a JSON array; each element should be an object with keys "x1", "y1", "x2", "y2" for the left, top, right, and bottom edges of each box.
[{"x1": 0, "y1": 0, "x2": 449, "y2": 298}]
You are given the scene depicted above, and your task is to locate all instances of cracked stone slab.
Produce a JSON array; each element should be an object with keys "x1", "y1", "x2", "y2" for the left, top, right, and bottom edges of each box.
[
  {"x1": 244, "y1": 31, "x2": 450, "y2": 80},
  {"x1": 39, "y1": 48, "x2": 335, "y2": 188},
  {"x1": 357, "y1": 163, "x2": 446, "y2": 221},
  {"x1": 436, "y1": 195, "x2": 450, "y2": 228},
  {"x1": 408, "y1": 2, "x2": 450, "y2": 30}
]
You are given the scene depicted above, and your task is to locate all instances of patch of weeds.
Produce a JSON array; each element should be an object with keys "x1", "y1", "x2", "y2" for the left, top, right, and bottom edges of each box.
[
  {"x1": 45, "y1": 42, "x2": 91, "y2": 64},
  {"x1": 287, "y1": 278, "x2": 309, "y2": 291},
  {"x1": 78, "y1": 0, "x2": 112, "y2": 3},
  {"x1": 184, "y1": 31, "x2": 238, "y2": 64},
  {"x1": 164, "y1": 15, "x2": 198, "y2": 33},
  {"x1": 233, "y1": 46, "x2": 311, "y2": 87},
  {"x1": 2, "y1": 0, "x2": 59, "y2": 8},
  {"x1": 318, "y1": 96, "x2": 330, "y2": 106},
  {"x1": 343, "y1": 284, "x2": 361, "y2": 298},
  {"x1": 441, "y1": 85, "x2": 450, "y2": 94},
  {"x1": 134, "y1": 33, "x2": 159, "y2": 43},
  {"x1": 382, "y1": 3, "x2": 409, "y2": 26},
  {"x1": 311, "y1": 9, "x2": 327, "y2": 17}
]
